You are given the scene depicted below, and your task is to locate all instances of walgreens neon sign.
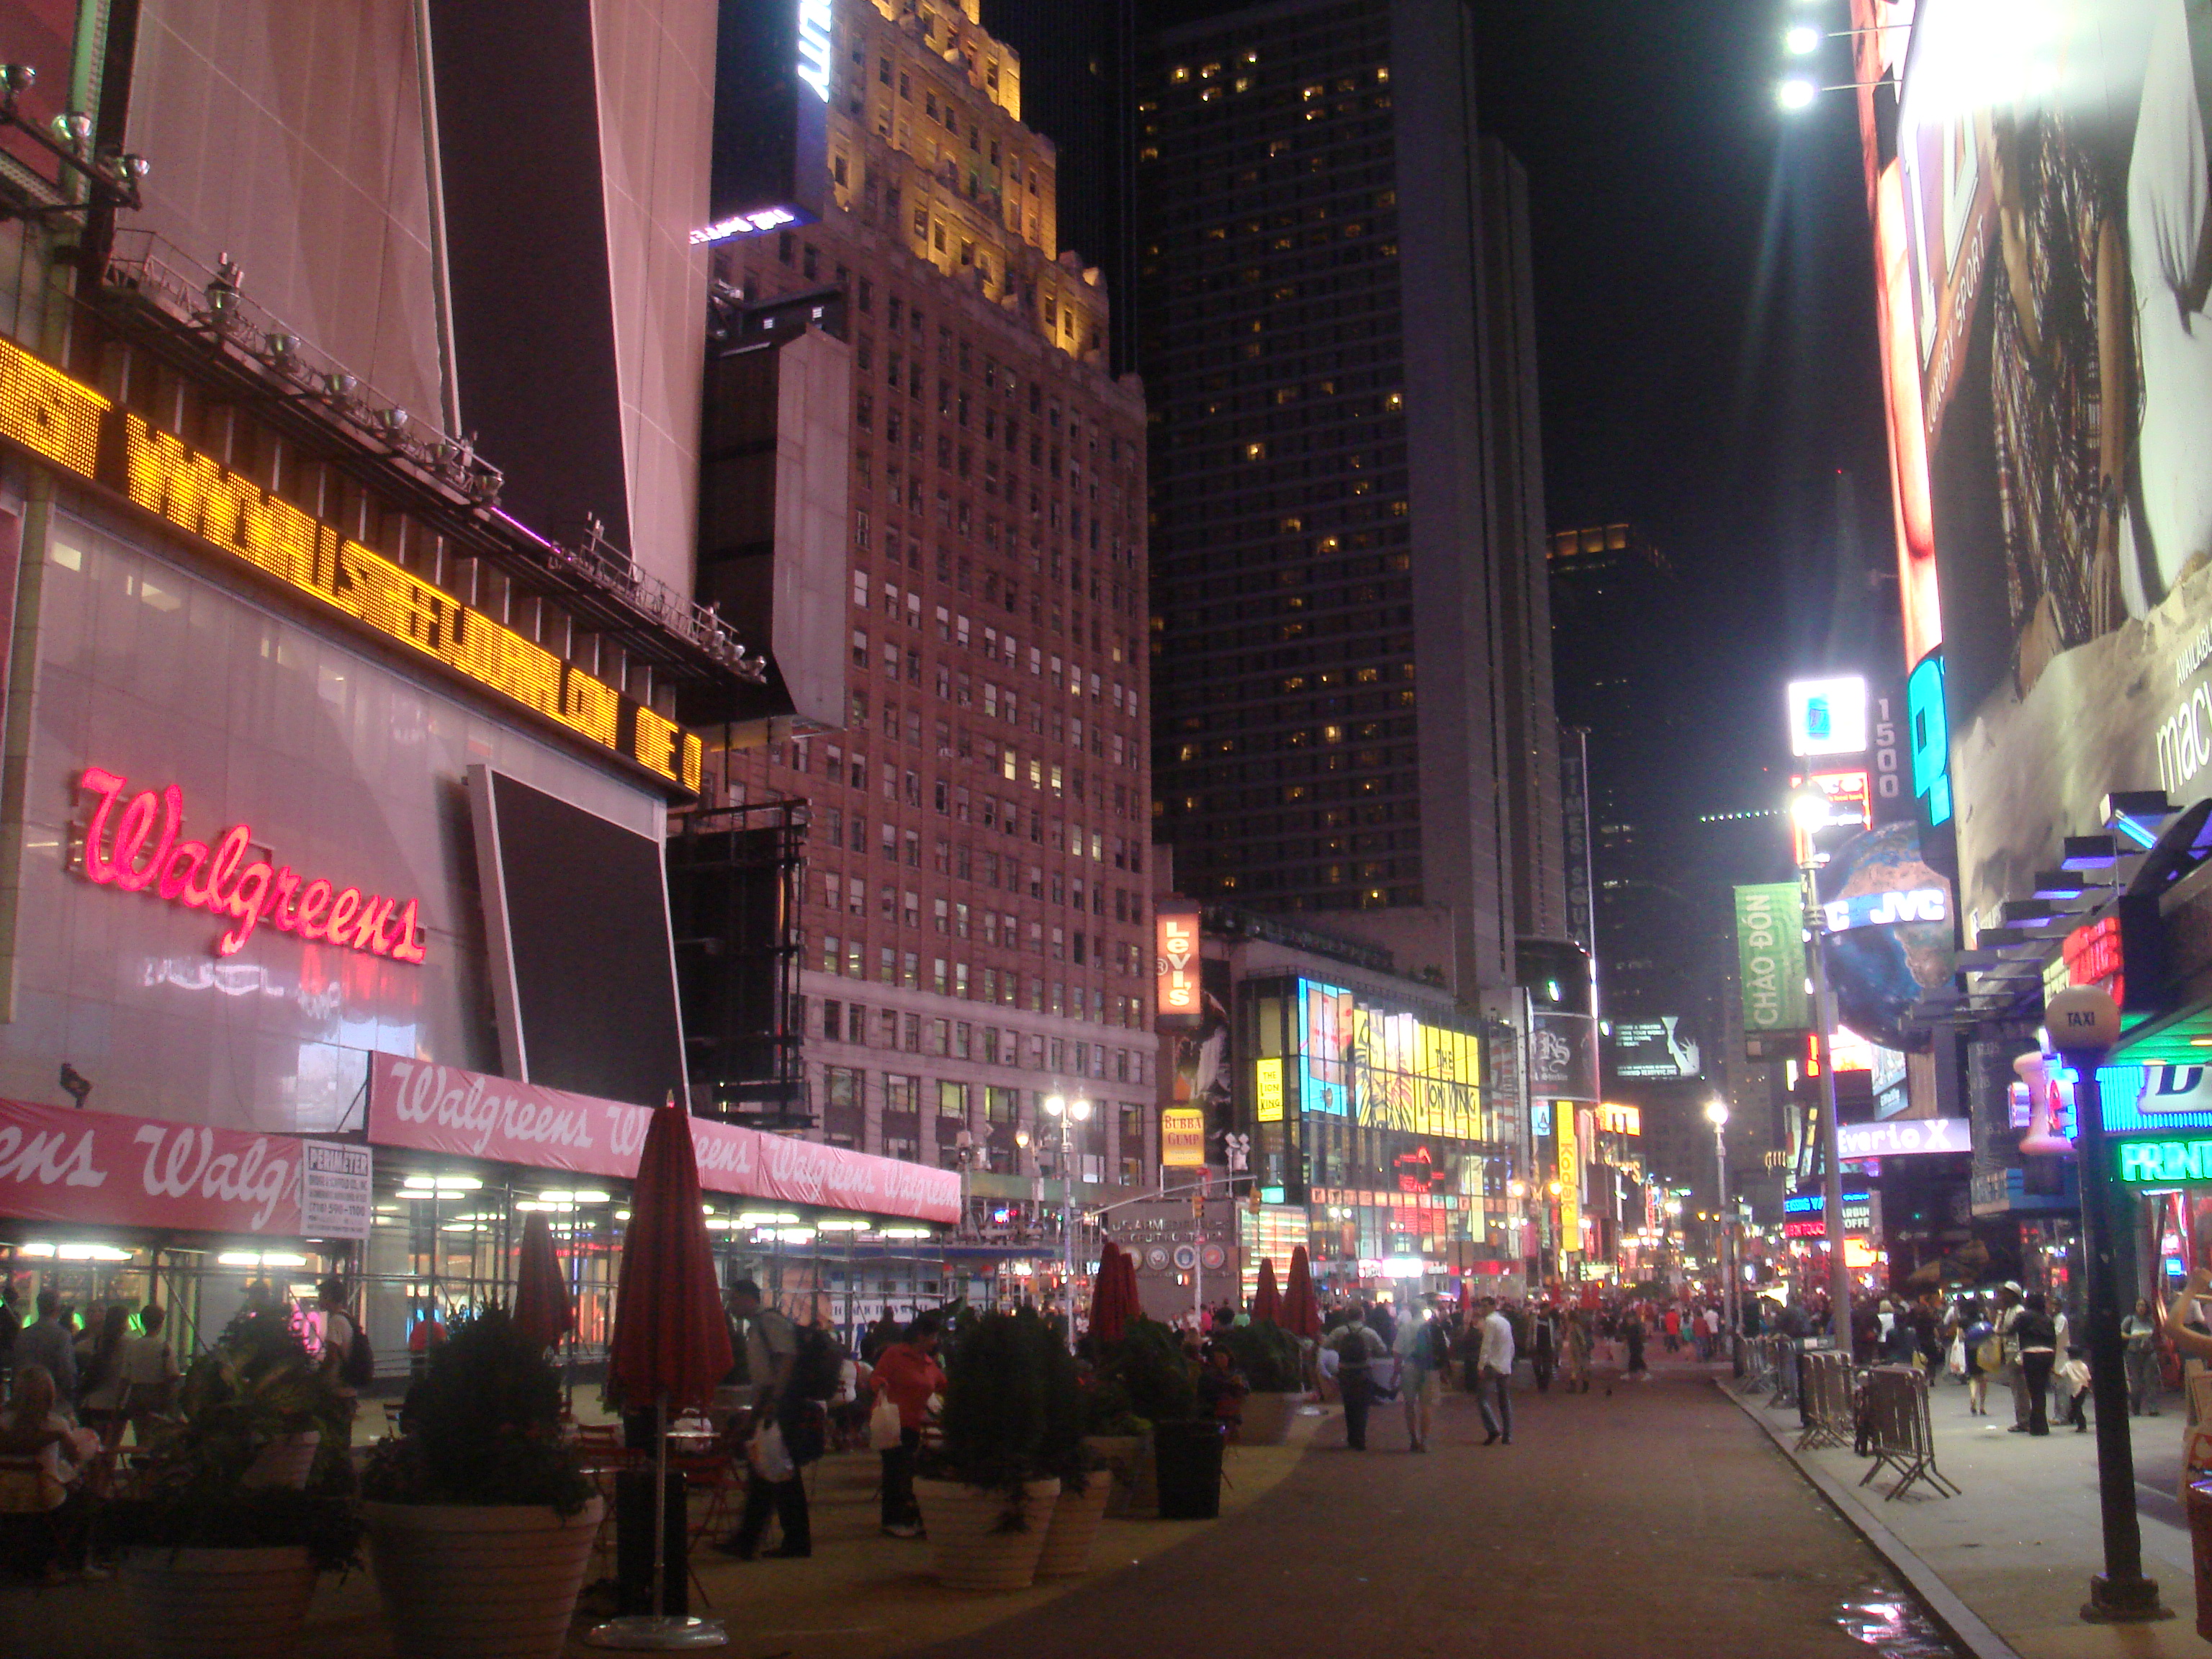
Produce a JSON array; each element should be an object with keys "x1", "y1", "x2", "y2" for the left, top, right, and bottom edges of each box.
[{"x1": 77, "y1": 768, "x2": 426, "y2": 966}]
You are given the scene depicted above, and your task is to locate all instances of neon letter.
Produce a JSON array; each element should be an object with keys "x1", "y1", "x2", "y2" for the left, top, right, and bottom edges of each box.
[
  {"x1": 266, "y1": 868, "x2": 301, "y2": 930},
  {"x1": 217, "y1": 862, "x2": 273, "y2": 956},
  {"x1": 78, "y1": 768, "x2": 127, "y2": 884},
  {"x1": 387, "y1": 898, "x2": 428, "y2": 964},
  {"x1": 350, "y1": 895, "x2": 393, "y2": 953},
  {"x1": 200, "y1": 824, "x2": 251, "y2": 910},
  {"x1": 113, "y1": 785, "x2": 181, "y2": 894},
  {"x1": 295, "y1": 879, "x2": 333, "y2": 940},
  {"x1": 325, "y1": 887, "x2": 361, "y2": 945},
  {"x1": 157, "y1": 841, "x2": 209, "y2": 904}
]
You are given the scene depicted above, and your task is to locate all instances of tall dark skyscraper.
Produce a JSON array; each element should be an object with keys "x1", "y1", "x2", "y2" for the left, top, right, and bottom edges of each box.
[{"x1": 1136, "y1": 0, "x2": 1563, "y2": 1000}]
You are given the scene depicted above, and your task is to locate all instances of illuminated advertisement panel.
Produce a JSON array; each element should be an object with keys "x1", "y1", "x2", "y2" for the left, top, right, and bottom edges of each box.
[
  {"x1": 1292, "y1": 979, "x2": 1480, "y2": 1139},
  {"x1": 1855, "y1": 0, "x2": 2212, "y2": 921}
]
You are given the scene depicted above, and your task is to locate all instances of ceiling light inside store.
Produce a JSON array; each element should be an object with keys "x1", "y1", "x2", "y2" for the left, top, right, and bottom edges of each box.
[
  {"x1": 815, "y1": 1220, "x2": 869, "y2": 1232},
  {"x1": 39, "y1": 1244, "x2": 134, "y2": 1262},
  {"x1": 217, "y1": 1251, "x2": 307, "y2": 1268},
  {"x1": 879, "y1": 1227, "x2": 933, "y2": 1240},
  {"x1": 738, "y1": 1212, "x2": 800, "y2": 1226},
  {"x1": 540, "y1": 1190, "x2": 610, "y2": 1205},
  {"x1": 775, "y1": 1228, "x2": 818, "y2": 1243},
  {"x1": 401, "y1": 1175, "x2": 483, "y2": 1195}
]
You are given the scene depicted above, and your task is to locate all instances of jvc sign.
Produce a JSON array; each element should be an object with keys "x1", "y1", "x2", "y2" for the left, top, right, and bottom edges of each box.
[{"x1": 1822, "y1": 886, "x2": 1948, "y2": 932}]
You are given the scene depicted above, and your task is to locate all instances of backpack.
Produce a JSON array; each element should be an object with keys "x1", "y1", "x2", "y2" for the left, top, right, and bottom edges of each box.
[
  {"x1": 343, "y1": 1313, "x2": 376, "y2": 1388},
  {"x1": 1425, "y1": 1321, "x2": 1452, "y2": 1372},
  {"x1": 792, "y1": 1323, "x2": 844, "y2": 1401}
]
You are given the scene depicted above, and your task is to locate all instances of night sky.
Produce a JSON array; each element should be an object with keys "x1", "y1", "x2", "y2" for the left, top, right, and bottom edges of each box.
[{"x1": 1473, "y1": 0, "x2": 1894, "y2": 816}]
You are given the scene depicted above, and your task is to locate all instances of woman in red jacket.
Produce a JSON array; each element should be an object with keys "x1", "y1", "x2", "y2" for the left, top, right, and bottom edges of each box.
[{"x1": 870, "y1": 1313, "x2": 946, "y2": 1537}]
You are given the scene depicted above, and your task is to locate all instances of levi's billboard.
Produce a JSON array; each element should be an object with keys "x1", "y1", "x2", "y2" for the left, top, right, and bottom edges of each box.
[{"x1": 1853, "y1": 0, "x2": 2212, "y2": 925}]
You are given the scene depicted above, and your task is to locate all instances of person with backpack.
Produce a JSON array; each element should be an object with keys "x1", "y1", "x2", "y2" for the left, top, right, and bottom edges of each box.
[
  {"x1": 1326, "y1": 1310, "x2": 1387, "y2": 1450},
  {"x1": 1393, "y1": 1299, "x2": 1451, "y2": 1452},
  {"x1": 716, "y1": 1279, "x2": 815, "y2": 1560},
  {"x1": 315, "y1": 1277, "x2": 370, "y2": 1419}
]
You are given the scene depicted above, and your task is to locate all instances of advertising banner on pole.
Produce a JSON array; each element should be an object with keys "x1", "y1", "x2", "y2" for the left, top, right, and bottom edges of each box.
[{"x1": 1735, "y1": 884, "x2": 1810, "y2": 1036}]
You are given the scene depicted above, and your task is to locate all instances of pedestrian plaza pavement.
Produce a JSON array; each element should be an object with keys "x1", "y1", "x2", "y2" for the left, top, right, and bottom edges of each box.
[
  {"x1": 0, "y1": 1405, "x2": 1330, "y2": 1659},
  {"x1": 1725, "y1": 1367, "x2": 2212, "y2": 1659}
]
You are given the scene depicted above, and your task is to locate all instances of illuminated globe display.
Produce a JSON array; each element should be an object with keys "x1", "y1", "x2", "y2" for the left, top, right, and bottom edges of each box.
[{"x1": 1815, "y1": 821, "x2": 1956, "y2": 1052}]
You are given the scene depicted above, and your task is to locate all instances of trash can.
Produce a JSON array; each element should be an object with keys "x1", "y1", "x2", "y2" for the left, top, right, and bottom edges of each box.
[
  {"x1": 2188, "y1": 1479, "x2": 2212, "y2": 1641},
  {"x1": 1153, "y1": 1419, "x2": 1226, "y2": 1519}
]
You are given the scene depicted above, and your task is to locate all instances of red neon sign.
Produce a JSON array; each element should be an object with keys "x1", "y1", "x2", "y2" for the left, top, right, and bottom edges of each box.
[{"x1": 77, "y1": 768, "x2": 427, "y2": 965}]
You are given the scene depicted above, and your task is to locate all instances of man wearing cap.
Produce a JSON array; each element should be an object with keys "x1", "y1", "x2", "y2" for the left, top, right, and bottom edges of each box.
[{"x1": 1992, "y1": 1282, "x2": 2031, "y2": 1431}]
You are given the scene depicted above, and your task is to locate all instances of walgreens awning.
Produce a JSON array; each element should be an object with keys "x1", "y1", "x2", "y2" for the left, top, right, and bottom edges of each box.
[
  {"x1": 0, "y1": 1096, "x2": 308, "y2": 1235},
  {"x1": 367, "y1": 1055, "x2": 960, "y2": 1224}
]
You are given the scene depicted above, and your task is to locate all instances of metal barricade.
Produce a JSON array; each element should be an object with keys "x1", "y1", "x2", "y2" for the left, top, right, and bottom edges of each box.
[
  {"x1": 1795, "y1": 1351, "x2": 1854, "y2": 1451},
  {"x1": 1758, "y1": 1336, "x2": 1799, "y2": 1411},
  {"x1": 1857, "y1": 1364, "x2": 1958, "y2": 1501}
]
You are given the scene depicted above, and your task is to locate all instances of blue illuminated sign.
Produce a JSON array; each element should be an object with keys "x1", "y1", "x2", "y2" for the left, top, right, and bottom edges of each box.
[{"x1": 1907, "y1": 652, "x2": 1951, "y2": 828}]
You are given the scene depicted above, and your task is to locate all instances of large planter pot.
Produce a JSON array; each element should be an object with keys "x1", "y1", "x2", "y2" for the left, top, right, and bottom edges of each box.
[
  {"x1": 1152, "y1": 1419, "x2": 1226, "y2": 1520},
  {"x1": 362, "y1": 1497, "x2": 603, "y2": 1659},
  {"x1": 1238, "y1": 1392, "x2": 1300, "y2": 1447},
  {"x1": 240, "y1": 1430, "x2": 322, "y2": 1491},
  {"x1": 1082, "y1": 1434, "x2": 1145, "y2": 1518},
  {"x1": 1034, "y1": 1473, "x2": 1112, "y2": 1577},
  {"x1": 120, "y1": 1545, "x2": 318, "y2": 1659},
  {"x1": 912, "y1": 1477, "x2": 1060, "y2": 1590}
]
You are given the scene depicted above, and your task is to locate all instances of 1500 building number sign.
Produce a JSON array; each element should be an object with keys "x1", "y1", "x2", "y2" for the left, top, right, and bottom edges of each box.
[
  {"x1": 0, "y1": 334, "x2": 701, "y2": 793},
  {"x1": 78, "y1": 766, "x2": 427, "y2": 966}
]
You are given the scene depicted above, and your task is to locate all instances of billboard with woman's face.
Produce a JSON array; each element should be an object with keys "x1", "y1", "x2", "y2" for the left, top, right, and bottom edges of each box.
[{"x1": 1861, "y1": 0, "x2": 2212, "y2": 924}]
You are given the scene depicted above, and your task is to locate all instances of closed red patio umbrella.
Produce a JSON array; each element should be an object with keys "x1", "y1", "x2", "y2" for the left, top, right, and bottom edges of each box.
[
  {"x1": 513, "y1": 1210, "x2": 573, "y2": 1351},
  {"x1": 1089, "y1": 1240, "x2": 1131, "y2": 1345},
  {"x1": 1251, "y1": 1256, "x2": 1282, "y2": 1324},
  {"x1": 1280, "y1": 1244, "x2": 1322, "y2": 1340},
  {"x1": 589, "y1": 1097, "x2": 733, "y2": 1650}
]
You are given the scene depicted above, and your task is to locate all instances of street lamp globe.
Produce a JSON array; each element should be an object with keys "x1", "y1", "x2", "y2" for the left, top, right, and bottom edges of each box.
[
  {"x1": 1789, "y1": 782, "x2": 1831, "y2": 835},
  {"x1": 1705, "y1": 1097, "x2": 1730, "y2": 1128},
  {"x1": 1044, "y1": 1093, "x2": 1066, "y2": 1118},
  {"x1": 1070, "y1": 1097, "x2": 1092, "y2": 1122}
]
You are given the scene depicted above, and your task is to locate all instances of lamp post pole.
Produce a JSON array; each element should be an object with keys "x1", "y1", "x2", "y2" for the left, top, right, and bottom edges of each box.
[
  {"x1": 1707, "y1": 1100, "x2": 1737, "y2": 1370},
  {"x1": 1044, "y1": 1094, "x2": 1090, "y2": 1355},
  {"x1": 1796, "y1": 854, "x2": 1852, "y2": 1346},
  {"x1": 2050, "y1": 987, "x2": 2166, "y2": 1622}
]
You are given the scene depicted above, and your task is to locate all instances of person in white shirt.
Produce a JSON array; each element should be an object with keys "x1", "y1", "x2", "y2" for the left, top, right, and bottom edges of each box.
[
  {"x1": 1477, "y1": 1297, "x2": 1516, "y2": 1445},
  {"x1": 1393, "y1": 1301, "x2": 1449, "y2": 1452}
]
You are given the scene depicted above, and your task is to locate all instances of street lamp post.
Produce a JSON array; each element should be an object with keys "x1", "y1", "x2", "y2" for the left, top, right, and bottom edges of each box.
[
  {"x1": 1706, "y1": 1097, "x2": 1738, "y2": 1370},
  {"x1": 1043, "y1": 1094, "x2": 1092, "y2": 1355},
  {"x1": 1791, "y1": 785, "x2": 1853, "y2": 1346},
  {"x1": 2049, "y1": 986, "x2": 2166, "y2": 1623}
]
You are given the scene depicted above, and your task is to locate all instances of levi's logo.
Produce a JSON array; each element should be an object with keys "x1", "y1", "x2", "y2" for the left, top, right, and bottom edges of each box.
[{"x1": 76, "y1": 766, "x2": 426, "y2": 965}]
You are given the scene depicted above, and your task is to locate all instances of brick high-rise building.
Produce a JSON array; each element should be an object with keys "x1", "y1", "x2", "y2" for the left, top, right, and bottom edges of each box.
[{"x1": 714, "y1": 0, "x2": 1157, "y2": 1187}]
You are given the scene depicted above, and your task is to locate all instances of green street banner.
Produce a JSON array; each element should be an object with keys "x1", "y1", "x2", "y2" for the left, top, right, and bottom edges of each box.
[{"x1": 1735, "y1": 884, "x2": 1809, "y2": 1035}]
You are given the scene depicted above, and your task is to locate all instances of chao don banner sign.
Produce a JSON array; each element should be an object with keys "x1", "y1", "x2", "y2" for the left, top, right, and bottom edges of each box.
[
  {"x1": 368, "y1": 1055, "x2": 961, "y2": 1223},
  {"x1": 0, "y1": 1096, "x2": 305, "y2": 1233}
]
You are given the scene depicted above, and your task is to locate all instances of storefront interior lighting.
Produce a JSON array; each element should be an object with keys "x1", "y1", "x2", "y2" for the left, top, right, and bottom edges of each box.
[
  {"x1": 737, "y1": 1212, "x2": 800, "y2": 1226},
  {"x1": 774, "y1": 1228, "x2": 817, "y2": 1243},
  {"x1": 401, "y1": 1175, "x2": 483, "y2": 1195},
  {"x1": 880, "y1": 1227, "x2": 933, "y2": 1240},
  {"x1": 14, "y1": 1241, "x2": 134, "y2": 1262},
  {"x1": 539, "y1": 1190, "x2": 609, "y2": 1205},
  {"x1": 815, "y1": 1219, "x2": 869, "y2": 1232},
  {"x1": 217, "y1": 1251, "x2": 307, "y2": 1268}
]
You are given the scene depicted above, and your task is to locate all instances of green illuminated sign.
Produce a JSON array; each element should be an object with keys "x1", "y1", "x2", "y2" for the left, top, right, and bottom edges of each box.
[{"x1": 2115, "y1": 1138, "x2": 2212, "y2": 1184}]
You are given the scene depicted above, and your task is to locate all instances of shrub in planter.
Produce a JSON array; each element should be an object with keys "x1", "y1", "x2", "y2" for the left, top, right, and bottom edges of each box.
[
  {"x1": 914, "y1": 1308, "x2": 1080, "y2": 1589},
  {"x1": 1217, "y1": 1321, "x2": 1305, "y2": 1445},
  {"x1": 359, "y1": 1308, "x2": 600, "y2": 1659},
  {"x1": 100, "y1": 1307, "x2": 360, "y2": 1659}
]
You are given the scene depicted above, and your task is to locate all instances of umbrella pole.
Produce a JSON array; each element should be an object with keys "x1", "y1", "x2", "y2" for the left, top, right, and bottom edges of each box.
[{"x1": 652, "y1": 1390, "x2": 668, "y2": 1622}]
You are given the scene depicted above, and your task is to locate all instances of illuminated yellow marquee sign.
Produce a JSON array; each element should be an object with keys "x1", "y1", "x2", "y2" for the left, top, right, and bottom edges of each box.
[{"x1": 0, "y1": 335, "x2": 701, "y2": 793}]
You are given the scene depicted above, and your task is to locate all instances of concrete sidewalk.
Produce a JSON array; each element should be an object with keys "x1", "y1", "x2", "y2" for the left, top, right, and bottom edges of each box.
[{"x1": 1725, "y1": 1368, "x2": 2211, "y2": 1659}]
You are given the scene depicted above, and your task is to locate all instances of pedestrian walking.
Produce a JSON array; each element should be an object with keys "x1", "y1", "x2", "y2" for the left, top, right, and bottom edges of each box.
[
  {"x1": 716, "y1": 1280, "x2": 814, "y2": 1558},
  {"x1": 1961, "y1": 1299, "x2": 1995, "y2": 1416},
  {"x1": 2124, "y1": 1297, "x2": 2162, "y2": 1416},
  {"x1": 1992, "y1": 1282, "x2": 2030, "y2": 1429},
  {"x1": 1476, "y1": 1296, "x2": 1515, "y2": 1444},
  {"x1": 1621, "y1": 1307, "x2": 1647, "y2": 1384},
  {"x1": 2013, "y1": 1291, "x2": 2057, "y2": 1437},
  {"x1": 1560, "y1": 1308, "x2": 1591, "y2": 1394},
  {"x1": 1394, "y1": 1301, "x2": 1448, "y2": 1451},
  {"x1": 869, "y1": 1312, "x2": 944, "y2": 1537},
  {"x1": 1328, "y1": 1313, "x2": 1387, "y2": 1451},
  {"x1": 1529, "y1": 1303, "x2": 1556, "y2": 1393}
]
